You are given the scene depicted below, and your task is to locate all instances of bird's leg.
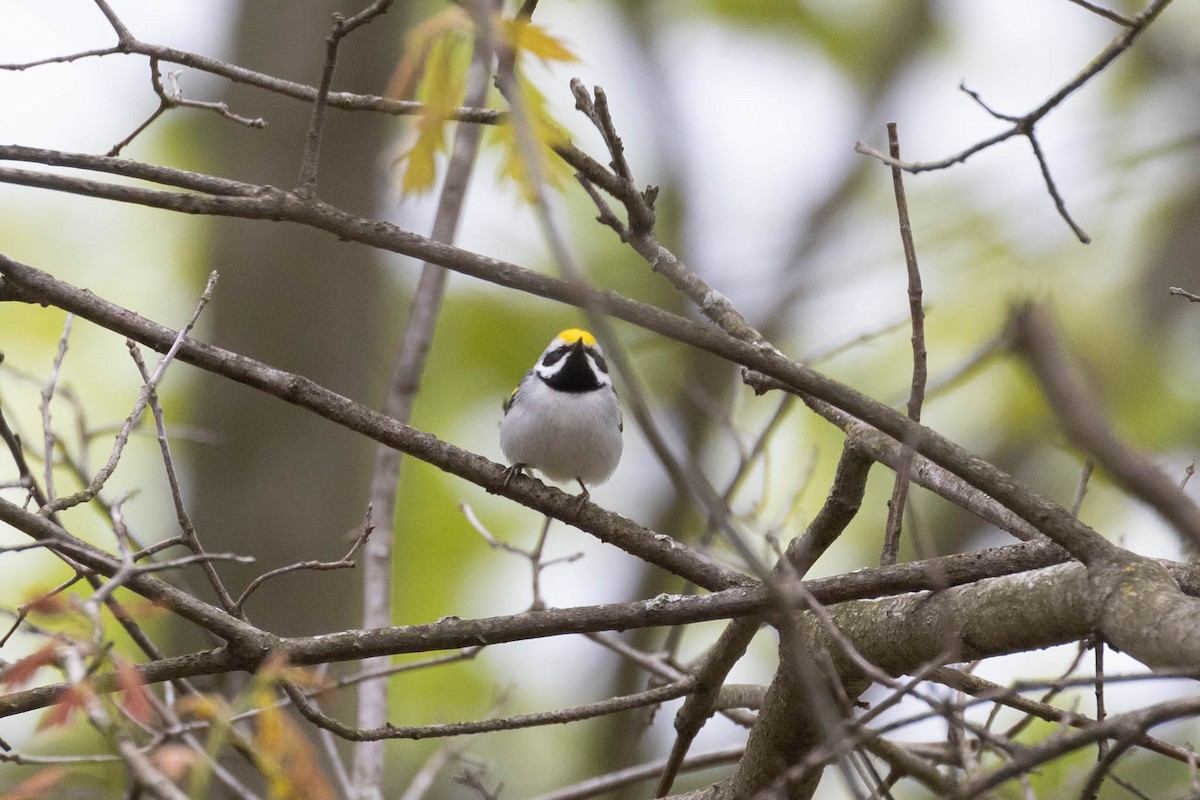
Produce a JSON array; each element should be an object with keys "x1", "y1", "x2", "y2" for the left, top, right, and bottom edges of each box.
[
  {"x1": 573, "y1": 479, "x2": 590, "y2": 514},
  {"x1": 498, "y1": 463, "x2": 527, "y2": 493}
]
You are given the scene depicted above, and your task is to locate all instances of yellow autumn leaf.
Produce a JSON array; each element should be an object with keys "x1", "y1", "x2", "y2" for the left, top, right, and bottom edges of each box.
[
  {"x1": 489, "y1": 69, "x2": 573, "y2": 202},
  {"x1": 255, "y1": 653, "x2": 333, "y2": 694},
  {"x1": 502, "y1": 18, "x2": 579, "y2": 64},
  {"x1": 400, "y1": 32, "x2": 469, "y2": 197},
  {"x1": 253, "y1": 687, "x2": 335, "y2": 800},
  {"x1": 386, "y1": 6, "x2": 471, "y2": 101},
  {"x1": 174, "y1": 692, "x2": 228, "y2": 722}
]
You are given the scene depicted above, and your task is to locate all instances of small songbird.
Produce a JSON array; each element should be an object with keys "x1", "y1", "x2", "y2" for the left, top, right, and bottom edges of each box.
[{"x1": 500, "y1": 328, "x2": 623, "y2": 503}]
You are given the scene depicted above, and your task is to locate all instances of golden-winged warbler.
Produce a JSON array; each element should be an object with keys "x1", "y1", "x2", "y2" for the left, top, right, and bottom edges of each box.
[{"x1": 500, "y1": 328, "x2": 623, "y2": 501}]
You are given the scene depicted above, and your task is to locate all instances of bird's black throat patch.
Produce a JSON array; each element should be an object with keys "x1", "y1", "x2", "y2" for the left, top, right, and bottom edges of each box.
[{"x1": 542, "y1": 346, "x2": 602, "y2": 393}]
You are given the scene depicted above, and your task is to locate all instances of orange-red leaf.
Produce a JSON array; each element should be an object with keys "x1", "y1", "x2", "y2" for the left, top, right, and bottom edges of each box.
[
  {"x1": 37, "y1": 683, "x2": 92, "y2": 731},
  {"x1": 22, "y1": 589, "x2": 72, "y2": 616},
  {"x1": 115, "y1": 657, "x2": 154, "y2": 724},
  {"x1": 151, "y1": 743, "x2": 197, "y2": 781},
  {"x1": 0, "y1": 644, "x2": 58, "y2": 690},
  {"x1": 0, "y1": 767, "x2": 66, "y2": 800},
  {"x1": 114, "y1": 598, "x2": 168, "y2": 619}
]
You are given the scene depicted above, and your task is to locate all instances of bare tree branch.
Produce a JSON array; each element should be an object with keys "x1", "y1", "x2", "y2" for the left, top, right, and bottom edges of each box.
[
  {"x1": 38, "y1": 272, "x2": 217, "y2": 517},
  {"x1": 0, "y1": 536, "x2": 1079, "y2": 721},
  {"x1": 0, "y1": 253, "x2": 748, "y2": 593},
  {"x1": 0, "y1": 2, "x2": 1191, "y2": 794},
  {"x1": 352, "y1": 9, "x2": 493, "y2": 794},
  {"x1": 1011, "y1": 303, "x2": 1200, "y2": 549},
  {"x1": 880, "y1": 121, "x2": 927, "y2": 566},
  {"x1": 853, "y1": 0, "x2": 1172, "y2": 240}
]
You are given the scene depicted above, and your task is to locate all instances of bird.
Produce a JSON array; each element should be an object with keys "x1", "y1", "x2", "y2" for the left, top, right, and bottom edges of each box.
[{"x1": 500, "y1": 328, "x2": 623, "y2": 507}]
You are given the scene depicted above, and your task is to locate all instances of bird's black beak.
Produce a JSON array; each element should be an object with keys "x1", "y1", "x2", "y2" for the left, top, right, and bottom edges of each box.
[{"x1": 570, "y1": 338, "x2": 586, "y2": 354}]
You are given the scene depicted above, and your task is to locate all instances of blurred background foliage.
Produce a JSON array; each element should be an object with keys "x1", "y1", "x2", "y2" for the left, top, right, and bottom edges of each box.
[{"x1": 2, "y1": 0, "x2": 1200, "y2": 796}]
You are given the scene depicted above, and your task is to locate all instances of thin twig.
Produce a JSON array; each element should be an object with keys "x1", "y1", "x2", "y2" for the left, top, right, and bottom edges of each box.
[
  {"x1": 40, "y1": 273, "x2": 217, "y2": 516},
  {"x1": 0, "y1": 405, "x2": 53, "y2": 509},
  {"x1": 0, "y1": 46, "x2": 123, "y2": 71},
  {"x1": 159, "y1": 68, "x2": 266, "y2": 128},
  {"x1": 286, "y1": 677, "x2": 697, "y2": 741},
  {"x1": 460, "y1": 504, "x2": 583, "y2": 611},
  {"x1": 234, "y1": 511, "x2": 373, "y2": 615},
  {"x1": 1026, "y1": 131, "x2": 1091, "y2": 243},
  {"x1": 127, "y1": 335, "x2": 241, "y2": 615},
  {"x1": 295, "y1": 18, "x2": 344, "y2": 192},
  {"x1": 854, "y1": 0, "x2": 1171, "y2": 241},
  {"x1": 0, "y1": 571, "x2": 87, "y2": 647},
  {"x1": 296, "y1": 2, "x2": 393, "y2": 193},
  {"x1": 110, "y1": 58, "x2": 265, "y2": 157},
  {"x1": 1066, "y1": 0, "x2": 1137, "y2": 26},
  {"x1": 1070, "y1": 460, "x2": 1095, "y2": 518},
  {"x1": 39, "y1": 314, "x2": 73, "y2": 506},
  {"x1": 107, "y1": 57, "x2": 170, "y2": 156},
  {"x1": 129, "y1": 552, "x2": 254, "y2": 574},
  {"x1": 523, "y1": 519, "x2": 559, "y2": 605},
  {"x1": 880, "y1": 122, "x2": 927, "y2": 567},
  {"x1": 1094, "y1": 635, "x2": 1109, "y2": 762}
]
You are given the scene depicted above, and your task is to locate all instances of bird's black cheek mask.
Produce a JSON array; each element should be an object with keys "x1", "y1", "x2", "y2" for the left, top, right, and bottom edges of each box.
[{"x1": 542, "y1": 347, "x2": 568, "y2": 368}]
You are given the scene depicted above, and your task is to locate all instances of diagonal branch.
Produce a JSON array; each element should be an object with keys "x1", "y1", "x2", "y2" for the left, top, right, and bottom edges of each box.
[
  {"x1": 567, "y1": 81, "x2": 766, "y2": 346},
  {"x1": 1011, "y1": 303, "x2": 1200, "y2": 549},
  {"x1": 656, "y1": 440, "x2": 874, "y2": 796},
  {"x1": 0, "y1": 146, "x2": 1131, "y2": 568},
  {"x1": 0, "y1": 225, "x2": 1116, "y2": 569},
  {"x1": 0, "y1": 253, "x2": 750, "y2": 593}
]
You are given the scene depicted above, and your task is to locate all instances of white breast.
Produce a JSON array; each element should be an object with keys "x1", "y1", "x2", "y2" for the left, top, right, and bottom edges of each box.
[{"x1": 500, "y1": 379, "x2": 623, "y2": 485}]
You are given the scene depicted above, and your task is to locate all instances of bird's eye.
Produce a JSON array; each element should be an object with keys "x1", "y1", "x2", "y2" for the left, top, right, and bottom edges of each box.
[
  {"x1": 591, "y1": 352, "x2": 609, "y2": 374},
  {"x1": 542, "y1": 347, "x2": 567, "y2": 368}
]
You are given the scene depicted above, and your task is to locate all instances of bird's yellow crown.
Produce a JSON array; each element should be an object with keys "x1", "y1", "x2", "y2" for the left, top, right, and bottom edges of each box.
[{"x1": 556, "y1": 328, "x2": 597, "y2": 347}]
